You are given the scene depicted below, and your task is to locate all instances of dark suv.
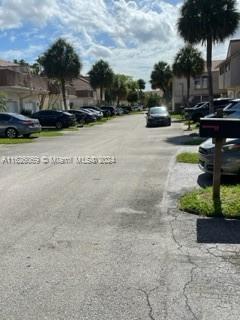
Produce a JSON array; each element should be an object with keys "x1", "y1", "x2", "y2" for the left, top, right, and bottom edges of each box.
[
  {"x1": 32, "y1": 110, "x2": 76, "y2": 129},
  {"x1": 186, "y1": 98, "x2": 233, "y2": 122}
]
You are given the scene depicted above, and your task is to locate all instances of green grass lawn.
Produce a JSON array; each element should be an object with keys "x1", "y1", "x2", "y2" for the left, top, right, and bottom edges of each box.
[
  {"x1": 84, "y1": 117, "x2": 114, "y2": 127},
  {"x1": 63, "y1": 127, "x2": 80, "y2": 131},
  {"x1": 171, "y1": 113, "x2": 184, "y2": 121},
  {"x1": 0, "y1": 138, "x2": 35, "y2": 144},
  {"x1": 180, "y1": 185, "x2": 240, "y2": 219},
  {"x1": 36, "y1": 131, "x2": 64, "y2": 137},
  {"x1": 176, "y1": 152, "x2": 199, "y2": 164}
]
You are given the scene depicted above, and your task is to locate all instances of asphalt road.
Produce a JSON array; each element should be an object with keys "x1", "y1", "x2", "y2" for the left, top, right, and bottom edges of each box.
[{"x1": 0, "y1": 114, "x2": 239, "y2": 320}]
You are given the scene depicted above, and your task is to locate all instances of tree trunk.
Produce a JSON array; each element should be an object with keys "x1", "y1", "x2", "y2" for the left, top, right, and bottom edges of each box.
[
  {"x1": 213, "y1": 137, "x2": 223, "y2": 201},
  {"x1": 61, "y1": 78, "x2": 67, "y2": 110},
  {"x1": 100, "y1": 86, "x2": 103, "y2": 104},
  {"x1": 186, "y1": 75, "x2": 190, "y2": 107},
  {"x1": 207, "y1": 37, "x2": 214, "y2": 114}
]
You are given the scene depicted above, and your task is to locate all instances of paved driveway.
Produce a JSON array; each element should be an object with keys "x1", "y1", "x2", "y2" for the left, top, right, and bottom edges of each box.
[{"x1": 0, "y1": 114, "x2": 239, "y2": 319}]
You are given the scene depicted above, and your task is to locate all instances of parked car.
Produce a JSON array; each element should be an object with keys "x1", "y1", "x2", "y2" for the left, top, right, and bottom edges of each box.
[
  {"x1": 184, "y1": 102, "x2": 207, "y2": 118},
  {"x1": 68, "y1": 109, "x2": 93, "y2": 125},
  {"x1": 87, "y1": 108, "x2": 103, "y2": 120},
  {"x1": 131, "y1": 105, "x2": 140, "y2": 111},
  {"x1": 186, "y1": 98, "x2": 233, "y2": 122},
  {"x1": 32, "y1": 110, "x2": 76, "y2": 129},
  {"x1": 100, "y1": 106, "x2": 116, "y2": 116},
  {"x1": 121, "y1": 106, "x2": 130, "y2": 114},
  {"x1": 146, "y1": 106, "x2": 171, "y2": 127},
  {"x1": 199, "y1": 138, "x2": 240, "y2": 176},
  {"x1": 116, "y1": 107, "x2": 124, "y2": 115},
  {"x1": 223, "y1": 99, "x2": 240, "y2": 116},
  {"x1": 122, "y1": 106, "x2": 132, "y2": 113},
  {"x1": 0, "y1": 112, "x2": 41, "y2": 138},
  {"x1": 81, "y1": 106, "x2": 103, "y2": 119}
]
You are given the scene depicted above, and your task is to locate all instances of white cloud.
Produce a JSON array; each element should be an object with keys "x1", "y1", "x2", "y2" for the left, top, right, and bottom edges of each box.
[
  {"x1": 0, "y1": 0, "x2": 58, "y2": 29},
  {"x1": 0, "y1": 0, "x2": 240, "y2": 88}
]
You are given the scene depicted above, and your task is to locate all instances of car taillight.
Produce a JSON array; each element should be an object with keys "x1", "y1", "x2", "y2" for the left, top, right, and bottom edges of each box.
[{"x1": 22, "y1": 120, "x2": 34, "y2": 125}]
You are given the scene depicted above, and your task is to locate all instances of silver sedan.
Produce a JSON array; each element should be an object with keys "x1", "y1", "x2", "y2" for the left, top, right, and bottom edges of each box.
[
  {"x1": 199, "y1": 138, "x2": 240, "y2": 176},
  {"x1": 0, "y1": 112, "x2": 41, "y2": 138}
]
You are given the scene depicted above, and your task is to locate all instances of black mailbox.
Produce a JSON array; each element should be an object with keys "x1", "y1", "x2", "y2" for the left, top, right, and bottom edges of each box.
[{"x1": 200, "y1": 118, "x2": 240, "y2": 138}]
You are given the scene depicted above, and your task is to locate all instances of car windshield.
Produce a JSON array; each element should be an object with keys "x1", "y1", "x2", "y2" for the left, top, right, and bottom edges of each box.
[
  {"x1": 150, "y1": 107, "x2": 167, "y2": 114},
  {"x1": 225, "y1": 102, "x2": 240, "y2": 110}
]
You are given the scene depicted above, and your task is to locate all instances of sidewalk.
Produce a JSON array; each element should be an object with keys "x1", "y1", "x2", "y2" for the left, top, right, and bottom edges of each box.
[{"x1": 162, "y1": 144, "x2": 240, "y2": 320}]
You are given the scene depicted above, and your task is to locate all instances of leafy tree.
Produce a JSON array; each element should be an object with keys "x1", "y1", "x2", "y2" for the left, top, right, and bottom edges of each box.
[
  {"x1": 13, "y1": 59, "x2": 29, "y2": 66},
  {"x1": 178, "y1": 0, "x2": 240, "y2": 112},
  {"x1": 127, "y1": 78, "x2": 138, "y2": 92},
  {"x1": 112, "y1": 74, "x2": 129, "y2": 106},
  {"x1": 150, "y1": 61, "x2": 172, "y2": 102},
  {"x1": 173, "y1": 45, "x2": 204, "y2": 105},
  {"x1": 127, "y1": 91, "x2": 138, "y2": 104},
  {"x1": 31, "y1": 62, "x2": 42, "y2": 75},
  {"x1": 88, "y1": 59, "x2": 114, "y2": 103},
  {"x1": 145, "y1": 93, "x2": 160, "y2": 109},
  {"x1": 0, "y1": 92, "x2": 7, "y2": 111},
  {"x1": 39, "y1": 38, "x2": 81, "y2": 110},
  {"x1": 137, "y1": 79, "x2": 146, "y2": 91}
]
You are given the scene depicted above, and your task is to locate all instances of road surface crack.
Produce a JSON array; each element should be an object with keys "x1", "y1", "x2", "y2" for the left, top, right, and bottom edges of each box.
[
  {"x1": 137, "y1": 287, "x2": 159, "y2": 320},
  {"x1": 169, "y1": 216, "x2": 183, "y2": 251},
  {"x1": 183, "y1": 255, "x2": 199, "y2": 320},
  {"x1": 206, "y1": 246, "x2": 240, "y2": 267}
]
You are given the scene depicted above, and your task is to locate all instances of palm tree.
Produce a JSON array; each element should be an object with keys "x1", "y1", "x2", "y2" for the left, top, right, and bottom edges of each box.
[
  {"x1": 39, "y1": 38, "x2": 81, "y2": 110},
  {"x1": 178, "y1": 0, "x2": 240, "y2": 113},
  {"x1": 112, "y1": 74, "x2": 129, "y2": 106},
  {"x1": 137, "y1": 79, "x2": 146, "y2": 91},
  {"x1": 173, "y1": 45, "x2": 204, "y2": 106},
  {"x1": 88, "y1": 60, "x2": 114, "y2": 103},
  {"x1": 150, "y1": 61, "x2": 172, "y2": 103}
]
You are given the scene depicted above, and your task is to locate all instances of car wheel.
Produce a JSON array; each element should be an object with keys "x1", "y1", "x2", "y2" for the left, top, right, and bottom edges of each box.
[
  {"x1": 5, "y1": 128, "x2": 18, "y2": 138},
  {"x1": 167, "y1": 119, "x2": 171, "y2": 126},
  {"x1": 55, "y1": 121, "x2": 63, "y2": 129},
  {"x1": 78, "y1": 119, "x2": 85, "y2": 127},
  {"x1": 23, "y1": 134, "x2": 31, "y2": 138}
]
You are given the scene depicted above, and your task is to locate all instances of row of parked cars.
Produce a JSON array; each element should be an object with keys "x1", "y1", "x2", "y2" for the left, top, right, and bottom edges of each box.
[
  {"x1": 0, "y1": 105, "x2": 142, "y2": 138},
  {"x1": 184, "y1": 98, "x2": 240, "y2": 176},
  {"x1": 184, "y1": 98, "x2": 240, "y2": 122}
]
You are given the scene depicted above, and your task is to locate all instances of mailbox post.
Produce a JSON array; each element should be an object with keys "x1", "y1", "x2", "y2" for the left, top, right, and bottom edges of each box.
[
  {"x1": 200, "y1": 117, "x2": 240, "y2": 200},
  {"x1": 212, "y1": 137, "x2": 223, "y2": 200}
]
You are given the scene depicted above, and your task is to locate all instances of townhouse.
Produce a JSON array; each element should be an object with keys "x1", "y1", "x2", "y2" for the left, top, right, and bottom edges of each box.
[
  {"x1": 0, "y1": 59, "x2": 100, "y2": 112},
  {"x1": 218, "y1": 39, "x2": 240, "y2": 98},
  {"x1": 172, "y1": 60, "x2": 226, "y2": 111}
]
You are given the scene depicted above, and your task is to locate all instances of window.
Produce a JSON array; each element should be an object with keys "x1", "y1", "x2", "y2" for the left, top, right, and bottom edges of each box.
[
  {"x1": 194, "y1": 78, "x2": 201, "y2": 89},
  {"x1": 202, "y1": 76, "x2": 208, "y2": 89},
  {"x1": 0, "y1": 114, "x2": 11, "y2": 121}
]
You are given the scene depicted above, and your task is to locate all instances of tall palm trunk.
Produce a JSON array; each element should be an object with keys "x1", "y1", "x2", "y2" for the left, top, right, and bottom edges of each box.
[
  {"x1": 186, "y1": 74, "x2": 190, "y2": 107},
  {"x1": 207, "y1": 37, "x2": 214, "y2": 114},
  {"x1": 100, "y1": 86, "x2": 103, "y2": 103},
  {"x1": 186, "y1": 74, "x2": 191, "y2": 130},
  {"x1": 61, "y1": 78, "x2": 67, "y2": 110}
]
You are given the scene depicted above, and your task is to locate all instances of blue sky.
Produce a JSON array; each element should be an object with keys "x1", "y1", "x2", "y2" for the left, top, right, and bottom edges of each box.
[{"x1": 0, "y1": 0, "x2": 239, "y2": 86}]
